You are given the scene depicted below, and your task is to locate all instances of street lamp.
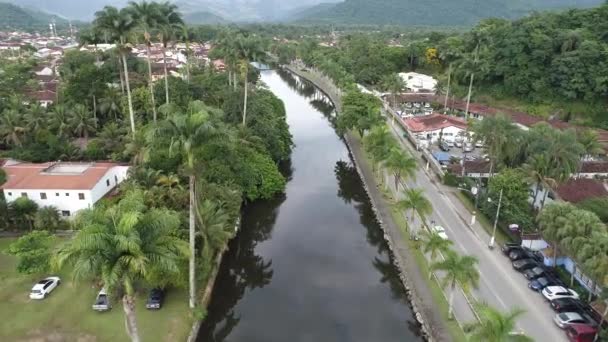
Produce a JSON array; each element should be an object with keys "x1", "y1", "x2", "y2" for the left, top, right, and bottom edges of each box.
[{"x1": 488, "y1": 188, "x2": 503, "y2": 249}]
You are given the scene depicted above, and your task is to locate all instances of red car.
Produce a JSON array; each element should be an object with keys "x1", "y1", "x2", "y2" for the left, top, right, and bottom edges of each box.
[{"x1": 565, "y1": 324, "x2": 597, "y2": 342}]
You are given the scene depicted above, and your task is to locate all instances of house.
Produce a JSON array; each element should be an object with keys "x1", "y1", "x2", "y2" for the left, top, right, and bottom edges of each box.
[
  {"x1": 554, "y1": 178, "x2": 608, "y2": 204},
  {"x1": 1, "y1": 161, "x2": 129, "y2": 218},
  {"x1": 211, "y1": 59, "x2": 226, "y2": 72},
  {"x1": 578, "y1": 161, "x2": 608, "y2": 179},
  {"x1": 448, "y1": 160, "x2": 492, "y2": 178},
  {"x1": 25, "y1": 90, "x2": 56, "y2": 108},
  {"x1": 34, "y1": 66, "x2": 53, "y2": 76},
  {"x1": 398, "y1": 72, "x2": 437, "y2": 93},
  {"x1": 401, "y1": 113, "x2": 467, "y2": 144}
]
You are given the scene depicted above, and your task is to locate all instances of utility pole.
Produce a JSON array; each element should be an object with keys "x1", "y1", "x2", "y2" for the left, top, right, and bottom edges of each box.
[{"x1": 489, "y1": 188, "x2": 503, "y2": 249}]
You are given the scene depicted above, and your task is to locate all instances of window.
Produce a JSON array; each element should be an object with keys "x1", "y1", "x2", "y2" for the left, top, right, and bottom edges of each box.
[
  {"x1": 55, "y1": 193, "x2": 59, "y2": 197},
  {"x1": 114, "y1": 175, "x2": 118, "y2": 183},
  {"x1": 78, "y1": 193, "x2": 85, "y2": 200},
  {"x1": 61, "y1": 210, "x2": 70, "y2": 217},
  {"x1": 106, "y1": 179, "x2": 110, "y2": 187},
  {"x1": 40, "y1": 193, "x2": 47, "y2": 200},
  {"x1": 7, "y1": 192, "x2": 11, "y2": 196},
  {"x1": 21, "y1": 192, "x2": 27, "y2": 198},
  {"x1": 65, "y1": 193, "x2": 69, "y2": 197}
]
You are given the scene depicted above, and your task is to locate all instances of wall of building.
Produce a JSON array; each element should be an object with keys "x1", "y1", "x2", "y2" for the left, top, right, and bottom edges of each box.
[
  {"x1": 417, "y1": 126, "x2": 464, "y2": 144},
  {"x1": 3, "y1": 188, "x2": 93, "y2": 218},
  {"x1": 90, "y1": 166, "x2": 130, "y2": 204}
]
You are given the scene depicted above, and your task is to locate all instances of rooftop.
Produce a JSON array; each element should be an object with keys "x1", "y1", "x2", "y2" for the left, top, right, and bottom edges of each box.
[
  {"x1": 1, "y1": 162, "x2": 122, "y2": 190},
  {"x1": 403, "y1": 113, "x2": 467, "y2": 132},
  {"x1": 554, "y1": 178, "x2": 608, "y2": 204}
]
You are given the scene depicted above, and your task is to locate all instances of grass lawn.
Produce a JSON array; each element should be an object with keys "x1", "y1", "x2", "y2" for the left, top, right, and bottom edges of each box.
[{"x1": 0, "y1": 238, "x2": 193, "y2": 342}]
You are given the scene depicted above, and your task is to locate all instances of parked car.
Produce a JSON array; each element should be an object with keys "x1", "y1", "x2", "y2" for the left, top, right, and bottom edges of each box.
[
  {"x1": 29, "y1": 276, "x2": 61, "y2": 299},
  {"x1": 543, "y1": 286, "x2": 580, "y2": 301},
  {"x1": 464, "y1": 143, "x2": 474, "y2": 152},
  {"x1": 528, "y1": 276, "x2": 563, "y2": 291},
  {"x1": 431, "y1": 225, "x2": 449, "y2": 240},
  {"x1": 565, "y1": 324, "x2": 597, "y2": 342},
  {"x1": 92, "y1": 288, "x2": 112, "y2": 311},
  {"x1": 439, "y1": 140, "x2": 450, "y2": 152},
  {"x1": 146, "y1": 288, "x2": 165, "y2": 310},
  {"x1": 509, "y1": 248, "x2": 543, "y2": 262},
  {"x1": 554, "y1": 312, "x2": 597, "y2": 329},
  {"x1": 501, "y1": 242, "x2": 522, "y2": 256},
  {"x1": 523, "y1": 266, "x2": 546, "y2": 280},
  {"x1": 445, "y1": 140, "x2": 454, "y2": 148},
  {"x1": 512, "y1": 258, "x2": 539, "y2": 272},
  {"x1": 475, "y1": 141, "x2": 484, "y2": 148},
  {"x1": 551, "y1": 298, "x2": 584, "y2": 312},
  {"x1": 454, "y1": 141, "x2": 463, "y2": 148}
]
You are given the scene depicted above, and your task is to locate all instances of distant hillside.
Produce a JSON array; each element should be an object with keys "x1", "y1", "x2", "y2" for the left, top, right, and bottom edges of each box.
[
  {"x1": 183, "y1": 11, "x2": 228, "y2": 24},
  {"x1": 0, "y1": 3, "x2": 69, "y2": 31},
  {"x1": 294, "y1": 0, "x2": 605, "y2": 26}
]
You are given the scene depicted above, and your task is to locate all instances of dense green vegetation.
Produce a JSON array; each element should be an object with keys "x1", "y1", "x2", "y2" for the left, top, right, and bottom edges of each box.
[
  {"x1": 293, "y1": 0, "x2": 604, "y2": 26},
  {"x1": 0, "y1": 3, "x2": 72, "y2": 32}
]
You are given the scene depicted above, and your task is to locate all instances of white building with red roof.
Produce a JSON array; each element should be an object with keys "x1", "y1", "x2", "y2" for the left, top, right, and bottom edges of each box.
[
  {"x1": 402, "y1": 113, "x2": 467, "y2": 143},
  {"x1": 1, "y1": 161, "x2": 129, "y2": 218}
]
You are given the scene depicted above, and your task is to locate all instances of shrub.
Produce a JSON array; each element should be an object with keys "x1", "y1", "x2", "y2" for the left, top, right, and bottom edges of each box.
[
  {"x1": 443, "y1": 173, "x2": 460, "y2": 187},
  {"x1": 7, "y1": 231, "x2": 55, "y2": 274},
  {"x1": 577, "y1": 197, "x2": 608, "y2": 223}
]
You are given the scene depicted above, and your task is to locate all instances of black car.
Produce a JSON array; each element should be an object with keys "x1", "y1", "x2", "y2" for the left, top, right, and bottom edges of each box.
[
  {"x1": 509, "y1": 248, "x2": 544, "y2": 262},
  {"x1": 528, "y1": 276, "x2": 563, "y2": 291},
  {"x1": 550, "y1": 297, "x2": 583, "y2": 312},
  {"x1": 501, "y1": 243, "x2": 523, "y2": 256},
  {"x1": 146, "y1": 288, "x2": 165, "y2": 310},
  {"x1": 512, "y1": 258, "x2": 538, "y2": 272},
  {"x1": 523, "y1": 266, "x2": 546, "y2": 280}
]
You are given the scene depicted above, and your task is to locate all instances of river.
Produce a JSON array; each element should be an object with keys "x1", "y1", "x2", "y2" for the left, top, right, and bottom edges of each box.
[{"x1": 196, "y1": 69, "x2": 423, "y2": 342}]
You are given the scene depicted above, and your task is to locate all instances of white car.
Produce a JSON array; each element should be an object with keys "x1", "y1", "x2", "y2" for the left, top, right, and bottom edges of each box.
[
  {"x1": 29, "y1": 276, "x2": 61, "y2": 299},
  {"x1": 542, "y1": 286, "x2": 579, "y2": 301},
  {"x1": 553, "y1": 312, "x2": 595, "y2": 328},
  {"x1": 432, "y1": 225, "x2": 449, "y2": 240}
]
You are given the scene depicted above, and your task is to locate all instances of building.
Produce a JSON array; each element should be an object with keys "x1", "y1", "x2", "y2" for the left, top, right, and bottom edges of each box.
[
  {"x1": 402, "y1": 113, "x2": 467, "y2": 144},
  {"x1": 398, "y1": 72, "x2": 437, "y2": 93},
  {"x1": 1, "y1": 161, "x2": 129, "y2": 218},
  {"x1": 554, "y1": 178, "x2": 608, "y2": 204},
  {"x1": 25, "y1": 90, "x2": 56, "y2": 108},
  {"x1": 578, "y1": 161, "x2": 608, "y2": 179},
  {"x1": 448, "y1": 160, "x2": 492, "y2": 178}
]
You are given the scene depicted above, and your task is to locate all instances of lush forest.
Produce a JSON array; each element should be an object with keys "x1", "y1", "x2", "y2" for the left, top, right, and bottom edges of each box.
[
  {"x1": 0, "y1": 3, "x2": 72, "y2": 32},
  {"x1": 293, "y1": 0, "x2": 604, "y2": 26}
]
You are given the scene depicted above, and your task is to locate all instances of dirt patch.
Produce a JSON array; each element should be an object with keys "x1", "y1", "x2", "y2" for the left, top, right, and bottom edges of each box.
[{"x1": 19, "y1": 330, "x2": 96, "y2": 342}]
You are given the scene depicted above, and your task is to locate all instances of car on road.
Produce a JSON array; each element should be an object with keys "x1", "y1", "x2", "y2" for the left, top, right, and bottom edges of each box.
[
  {"x1": 431, "y1": 225, "x2": 449, "y2": 240},
  {"x1": 512, "y1": 258, "x2": 539, "y2": 272},
  {"x1": 92, "y1": 288, "x2": 112, "y2": 311},
  {"x1": 553, "y1": 312, "x2": 597, "y2": 329},
  {"x1": 146, "y1": 288, "x2": 165, "y2": 310},
  {"x1": 523, "y1": 266, "x2": 546, "y2": 280},
  {"x1": 501, "y1": 242, "x2": 522, "y2": 255},
  {"x1": 550, "y1": 298, "x2": 584, "y2": 312},
  {"x1": 565, "y1": 324, "x2": 597, "y2": 342},
  {"x1": 528, "y1": 276, "x2": 563, "y2": 291},
  {"x1": 543, "y1": 286, "x2": 580, "y2": 301},
  {"x1": 29, "y1": 276, "x2": 61, "y2": 299}
]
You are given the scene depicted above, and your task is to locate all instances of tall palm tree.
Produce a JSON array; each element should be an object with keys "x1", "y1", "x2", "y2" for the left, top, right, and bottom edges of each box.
[
  {"x1": 383, "y1": 148, "x2": 417, "y2": 191},
  {"x1": 129, "y1": 1, "x2": 160, "y2": 122},
  {"x1": 233, "y1": 34, "x2": 267, "y2": 126},
  {"x1": 397, "y1": 188, "x2": 433, "y2": 236},
  {"x1": 69, "y1": 104, "x2": 97, "y2": 139},
  {"x1": 380, "y1": 73, "x2": 404, "y2": 108},
  {"x1": 420, "y1": 229, "x2": 453, "y2": 278},
  {"x1": 94, "y1": 6, "x2": 137, "y2": 134},
  {"x1": 53, "y1": 190, "x2": 187, "y2": 342},
  {"x1": 363, "y1": 125, "x2": 394, "y2": 177},
  {"x1": 0, "y1": 109, "x2": 26, "y2": 146},
  {"x1": 465, "y1": 304, "x2": 532, "y2": 342},
  {"x1": 471, "y1": 114, "x2": 517, "y2": 176},
  {"x1": 158, "y1": 101, "x2": 217, "y2": 308},
  {"x1": 431, "y1": 251, "x2": 479, "y2": 319},
  {"x1": 196, "y1": 198, "x2": 232, "y2": 262},
  {"x1": 24, "y1": 104, "x2": 47, "y2": 133},
  {"x1": 537, "y1": 202, "x2": 577, "y2": 267},
  {"x1": 523, "y1": 154, "x2": 556, "y2": 208},
  {"x1": 177, "y1": 23, "x2": 193, "y2": 84},
  {"x1": 99, "y1": 88, "x2": 123, "y2": 121},
  {"x1": 49, "y1": 104, "x2": 71, "y2": 138},
  {"x1": 156, "y1": 2, "x2": 183, "y2": 106}
]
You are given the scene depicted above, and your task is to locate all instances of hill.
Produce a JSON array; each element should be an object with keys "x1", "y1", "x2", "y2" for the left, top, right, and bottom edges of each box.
[
  {"x1": 0, "y1": 3, "x2": 69, "y2": 31},
  {"x1": 293, "y1": 0, "x2": 605, "y2": 26},
  {"x1": 183, "y1": 10, "x2": 228, "y2": 24}
]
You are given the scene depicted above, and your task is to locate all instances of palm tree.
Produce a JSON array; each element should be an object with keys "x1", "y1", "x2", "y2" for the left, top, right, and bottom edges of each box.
[
  {"x1": 397, "y1": 188, "x2": 433, "y2": 236},
  {"x1": 69, "y1": 104, "x2": 97, "y2": 139},
  {"x1": 129, "y1": 1, "x2": 160, "y2": 122},
  {"x1": 94, "y1": 6, "x2": 137, "y2": 134},
  {"x1": 24, "y1": 104, "x2": 47, "y2": 133},
  {"x1": 177, "y1": 23, "x2": 193, "y2": 83},
  {"x1": 124, "y1": 129, "x2": 151, "y2": 165},
  {"x1": 99, "y1": 88, "x2": 123, "y2": 121},
  {"x1": 384, "y1": 148, "x2": 417, "y2": 191},
  {"x1": 0, "y1": 109, "x2": 26, "y2": 146},
  {"x1": 523, "y1": 154, "x2": 556, "y2": 208},
  {"x1": 471, "y1": 114, "x2": 517, "y2": 176},
  {"x1": 363, "y1": 125, "x2": 394, "y2": 177},
  {"x1": 578, "y1": 129, "x2": 603, "y2": 162},
  {"x1": 158, "y1": 101, "x2": 217, "y2": 308},
  {"x1": 233, "y1": 34, "x2": 267, "y2": 126},
  {"x1": 420, "y1": 229, "x2": 453, "y2": 278},
  {"x1": 465, "y1": 304, "x2": 532, "y2": 342},
  {"x1": 537, "y1": 202, "x2": 577, "y2": 267},
  {"x1": 9, "y1": 197, "x2": 38, "y2": 230},
  {"x1": 156, "y1": 2, "x2": 183, "y2": 106},
  {"x1": 196, "y1": 198, "x2": 232, "y2": 262},
  {"x1": 34, "y1": 206, "x2": 63, "y2": 231},
  {"x1": 380, "y1": 73, "x2": 404, "y2": 108},
  {"x1": 53, "y1": 190, "x2": 187, "y2": 342},
  {"x1": 49, "y1": 104, "x2": 71, "y2": 138},
  {"x1": 431, "y1": 251, "x2": 479, "y2": 319}
]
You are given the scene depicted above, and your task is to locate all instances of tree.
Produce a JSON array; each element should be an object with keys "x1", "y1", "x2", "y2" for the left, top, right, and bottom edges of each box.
[
  {"x1": 49, "y1": 104, "x2": 71, "y2": 138},
  {"x1": 94, "y1": 6, "x2": 137, "y2": 134},
  {"x1": 465, "y1": 304, "x2": 532, "y2": 342},
  {"x1": 7, "y1": 231, "x2": 55, "y2": 274},
  {"x1": 537, "y1": 203, "x2": 577, "y2": 267},
  {"x1": 380, "y1": 73, "x2": 404, "y2": 108},
  {"x1": 397, "y1": 188, "x2": 433, "y2": 237},
  {"x1": 232, "y1": 34, "x2": 267, "y2": 126},
  {"x1": 53, "y1": 189, "x2": 187, "y2": 342},
  {"x1": 129, "y1": 0, "x2": 160, "y2": 122},
  {"x1": 9, "y1": 197, "x2": 38, "y2": 230},
  {"x1": 24, "y1": 104, "x2": 47, "y2": 134},
  {"x1": 431, "y1": 251, "x2": 479, "y2": 319},
  {"x1": 384, "y1": 148, "x2": 417, "y2": 191},
  {"x1": 363, "y1": 124, "x2": 395, "y2": 177},
  {"x1": 156, "y1": 2, "x2": 183, "y2": 106},
  {"x1": 0, "y1": 109, "x2": 26, "y2": 146},
  {"x1": 99, "y1": 88, "x2": 123, "y2": 121},
  {"x1": 337, "y1": 90, "x2": 383, "y2": 137},
  {"x1": 523, "y1": 154, "x2": 556, "y2": 207},
  {"x1": 420, "y1": 230, "x2": 453, "y2": 278},
  {"x1": 196, "y1": 198, "x2": 232, "y2": 263},
  {"x1": 471, "y1": 114, "x2": 517, "y2": 176},
  {"x1": 578, "y1": 129, "x2": 604, "y2": 161},
  {"x1": 69, "y1": 104, "x2": 97, "y2": 139},
  {"x1": 34, "y1": 206, "x2": 64, "y2": 231},
  {"x1": 158, "y1": 100, "x2": 217, "y2": 308}
]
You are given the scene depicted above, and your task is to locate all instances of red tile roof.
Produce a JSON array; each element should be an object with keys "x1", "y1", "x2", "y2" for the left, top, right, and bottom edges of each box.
[
  {"x1": 448, "y1": 160, "x2": 492, "y2": 175},
  {"x1": 1, "y1": 162, "x2": 121, "y2": 190},
  {"x1": 580, "y1": 162, "x2": 608, "y2": 174},
  {"x1": 403, "y1": 113, "x2": 467, "y2": 133},
  {"x1": 26, "y1": 90, "x2": 56, "y2": 102},
  {"x1": 555, "y1": 178, "x2": 608, "y2": 203}
]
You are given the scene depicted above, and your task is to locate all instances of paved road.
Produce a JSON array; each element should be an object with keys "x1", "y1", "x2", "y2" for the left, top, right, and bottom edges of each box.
[{"x1": 386, "y1": 118, "x2": 567, "y2": 342}]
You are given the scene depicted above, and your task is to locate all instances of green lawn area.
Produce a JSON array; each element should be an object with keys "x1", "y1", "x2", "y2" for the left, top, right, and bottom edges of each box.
[{"x1": 0, "y1": 238, "x2": 193, "y2": 342}]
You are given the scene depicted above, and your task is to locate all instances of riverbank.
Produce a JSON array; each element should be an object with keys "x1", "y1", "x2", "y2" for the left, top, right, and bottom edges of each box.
[{"x1": 284, "y1": 65, "x2": 451, "y2": 341}]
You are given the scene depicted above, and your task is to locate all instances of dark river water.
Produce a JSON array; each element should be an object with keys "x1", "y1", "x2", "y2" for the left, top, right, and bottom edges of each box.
[{"x1": 196, "y1": 69, "x2": 422, "y2": 342}]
